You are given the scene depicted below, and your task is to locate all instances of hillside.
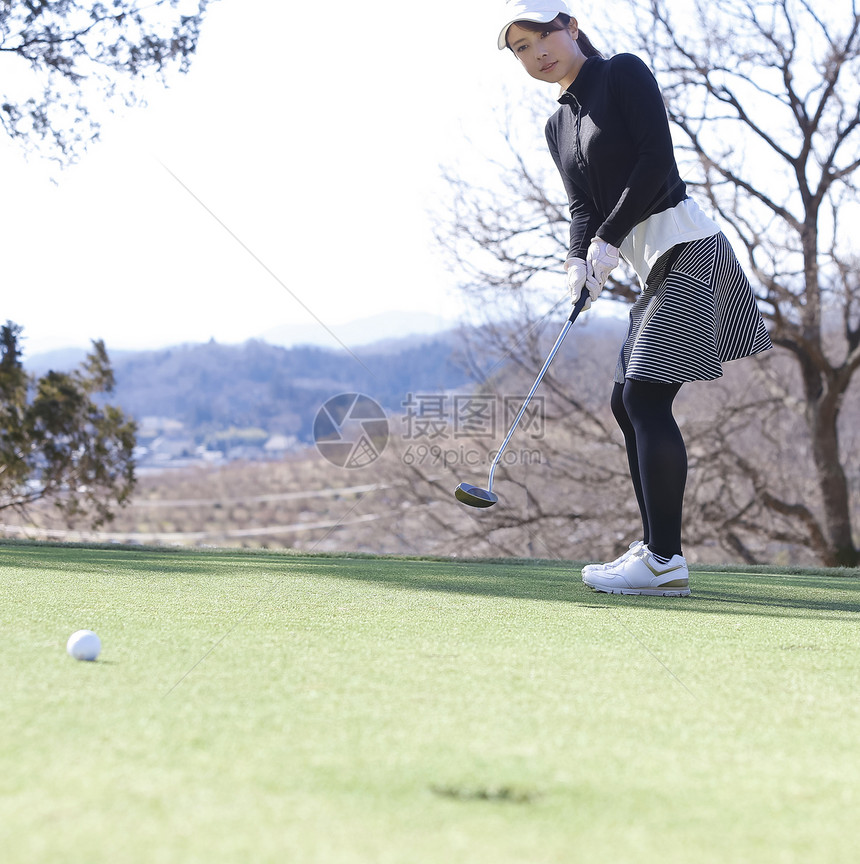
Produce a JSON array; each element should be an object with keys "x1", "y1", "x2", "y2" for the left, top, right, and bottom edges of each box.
[
  {"x1": 24, "y1": 316, "x2": 628, "y2": 467},
  {"x1": 24, "y1": 332, "x2": 479, "y2": 466}
]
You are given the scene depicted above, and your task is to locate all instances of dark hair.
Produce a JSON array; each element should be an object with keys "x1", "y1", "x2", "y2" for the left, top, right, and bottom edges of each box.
[{"x1": 506, "y1": 13, "x2": 603, "y2": 58}]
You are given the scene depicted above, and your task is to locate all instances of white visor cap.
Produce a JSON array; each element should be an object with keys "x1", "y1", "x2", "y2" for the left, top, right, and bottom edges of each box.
[{"x1": 497, "y1": 0, "x2": 574, "y2": 50}]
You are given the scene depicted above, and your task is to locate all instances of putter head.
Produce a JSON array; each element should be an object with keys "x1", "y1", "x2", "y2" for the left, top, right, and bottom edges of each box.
[{"x1": 454, "y1": 482, "x2": 499, "y2": 508}]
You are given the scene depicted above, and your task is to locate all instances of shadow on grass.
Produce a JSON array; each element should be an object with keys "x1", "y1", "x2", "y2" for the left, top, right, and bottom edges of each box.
[
  {"x1": 2, "y1": 539, "x2": 858, "y2": 621},
  {"x1": 301, "y1": 557, "x2": 860, "y2": 621}
]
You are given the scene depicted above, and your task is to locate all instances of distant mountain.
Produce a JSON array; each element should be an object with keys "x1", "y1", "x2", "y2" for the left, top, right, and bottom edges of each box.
[
  {"x1": 80, "y1": 335, "x2": 476, "y2": 445},
  {"x1": 258, "y1": 310, "x2": 458, "y2": 350},
  {"x1": 23, "y1": 313, "x2": 628, "y2": 453},
  {"x1": 22, "y1": 311, "x2": 459, "y2": 372},
  {"x1": 24, "y1": 346, "x2": 112, "y2": 374}
]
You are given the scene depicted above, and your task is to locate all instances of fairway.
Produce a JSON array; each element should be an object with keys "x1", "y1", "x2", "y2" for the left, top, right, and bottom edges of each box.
[{"x1": 2, "y1": 542, "x2": 858, "y2": 863}]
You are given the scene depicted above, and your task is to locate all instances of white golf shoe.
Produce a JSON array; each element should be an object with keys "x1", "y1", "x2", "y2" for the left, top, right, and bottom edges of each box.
[
  {"x1": 583, "y1": 546, "x2": 691, "y2": 596},
  {"x1": 581, "y1": 540, "x2": 646, "y2": 579}
]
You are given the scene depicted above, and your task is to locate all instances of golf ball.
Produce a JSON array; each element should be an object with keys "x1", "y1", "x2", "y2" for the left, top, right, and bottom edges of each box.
[{"x1": 66, "y1": 629, "x2": 101, "y2": 661}]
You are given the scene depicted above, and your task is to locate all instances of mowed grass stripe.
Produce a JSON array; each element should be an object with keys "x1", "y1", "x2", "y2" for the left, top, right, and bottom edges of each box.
[{"x1": 1, "y1": 542, "x2": 857, "y2": 864}]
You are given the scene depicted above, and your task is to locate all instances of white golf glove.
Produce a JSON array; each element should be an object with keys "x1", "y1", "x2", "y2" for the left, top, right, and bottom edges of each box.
[
  {"x1": 585, "y1": 237, "x2": 620, "y2": 297},
  {"x1": 565, "y1": 257, "x2": 590, "y2": 309}
]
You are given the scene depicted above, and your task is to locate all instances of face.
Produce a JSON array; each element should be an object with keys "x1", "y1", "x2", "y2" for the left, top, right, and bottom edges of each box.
[{"x1": 508, "y1": 19, "x2": 585, "y2": 91}]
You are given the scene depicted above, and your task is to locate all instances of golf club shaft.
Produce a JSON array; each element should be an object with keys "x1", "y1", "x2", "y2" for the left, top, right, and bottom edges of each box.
[{"x1": 486, "y1": 290, "x2": 589, "y2": 493}]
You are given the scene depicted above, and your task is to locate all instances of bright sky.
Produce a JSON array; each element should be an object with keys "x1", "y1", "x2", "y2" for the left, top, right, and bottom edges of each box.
[{"x1": 3, "y1": 0, "x2": 540, "y2": 358}]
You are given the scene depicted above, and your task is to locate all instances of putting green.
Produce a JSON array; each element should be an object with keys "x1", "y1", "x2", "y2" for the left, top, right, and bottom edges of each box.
[{"x1": 1, "y1": 542, "x2": 857, "y2": 863}]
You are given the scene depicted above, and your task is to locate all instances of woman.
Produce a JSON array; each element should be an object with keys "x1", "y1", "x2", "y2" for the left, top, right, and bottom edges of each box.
[{"x1": 497, "y1": 1, "x2": 772, "y2": 595}]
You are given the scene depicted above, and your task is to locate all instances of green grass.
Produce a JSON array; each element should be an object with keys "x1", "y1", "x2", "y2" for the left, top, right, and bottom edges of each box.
[{"x1": 2, "y1": 541, "x2": 858, "y2": 863}]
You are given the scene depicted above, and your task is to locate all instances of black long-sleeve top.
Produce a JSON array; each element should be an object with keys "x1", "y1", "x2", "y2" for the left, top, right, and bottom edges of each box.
[{"x1": 545, "y1": 53, "x2": 687, "y2": 260}]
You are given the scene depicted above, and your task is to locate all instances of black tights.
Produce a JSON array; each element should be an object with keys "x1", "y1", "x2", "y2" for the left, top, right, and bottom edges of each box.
[{"x1": 610, "y1": 380, "x2": 687, "y2": 559}]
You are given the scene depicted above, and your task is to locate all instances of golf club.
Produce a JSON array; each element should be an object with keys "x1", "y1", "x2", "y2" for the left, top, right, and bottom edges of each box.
[{"x1": 454, "y1": 288, "x2": 591, "y2": 508}]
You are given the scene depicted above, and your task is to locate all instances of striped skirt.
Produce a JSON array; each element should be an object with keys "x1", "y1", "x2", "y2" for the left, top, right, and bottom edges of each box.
[{"x1": 614, "y1": 232, "x2": 772, "y2": 384}]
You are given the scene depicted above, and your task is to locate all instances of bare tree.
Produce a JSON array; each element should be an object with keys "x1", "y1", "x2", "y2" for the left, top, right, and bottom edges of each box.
[
  {"x1": 432, "y1": 0, "x2": 860, "y2": 566},
  {"x1": 633, "y1": 0, "x2": 860, "y2": 565}
]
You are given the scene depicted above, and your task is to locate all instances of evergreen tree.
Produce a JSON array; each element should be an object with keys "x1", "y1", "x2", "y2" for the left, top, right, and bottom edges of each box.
[{"x1": 0, "y1": 321, "x2": 136, "y2": 527}]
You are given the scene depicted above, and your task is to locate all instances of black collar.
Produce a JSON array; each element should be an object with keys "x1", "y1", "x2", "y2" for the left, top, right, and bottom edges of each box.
[{"x1": 557, "y1": 55, "x2": 600, "y2": 108}]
